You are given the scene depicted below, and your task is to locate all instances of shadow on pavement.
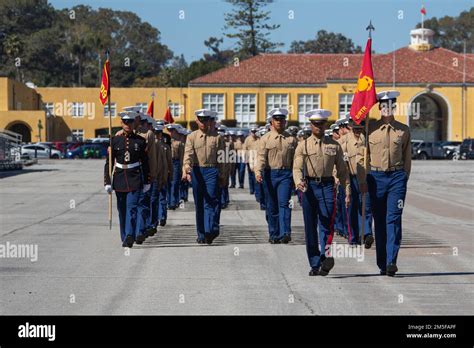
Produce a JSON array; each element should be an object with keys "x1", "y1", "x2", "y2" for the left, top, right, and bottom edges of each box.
[
  {"x1": 331, "y1": 271, "x2": 474, "y2": 279},
  {"x1": 0, "y1": 168, "x2": 58, "y2": 179}
]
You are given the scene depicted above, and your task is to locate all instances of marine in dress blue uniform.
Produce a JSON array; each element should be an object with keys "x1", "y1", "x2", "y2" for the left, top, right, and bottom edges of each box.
[{"x1": 104, "y1": 111, "x2": 150, "y2": 248}]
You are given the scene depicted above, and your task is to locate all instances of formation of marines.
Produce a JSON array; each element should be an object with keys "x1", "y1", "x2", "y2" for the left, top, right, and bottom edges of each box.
[{"x1": 105, "y1": 90, "x2": 411, "y2": 277}]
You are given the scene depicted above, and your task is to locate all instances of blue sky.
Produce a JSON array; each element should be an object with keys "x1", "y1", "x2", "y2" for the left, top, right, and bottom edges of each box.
[{"x1": 49, "y1": 0, "x2": 471, "y2": 62}]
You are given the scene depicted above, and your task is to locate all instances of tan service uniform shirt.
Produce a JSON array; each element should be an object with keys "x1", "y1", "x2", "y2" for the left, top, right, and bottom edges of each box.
[
  {"x1": 293, "y1": 134, "x2": 351, "y2": 195},
  {"x1": 340, "y1": 132, "x2": 367, "y2": 185},
  {"x1": 368, "y1": 119, "x2": 411, "y2": 178},
  {"x1": 182, "y1": 128, "x2": 227, "y2": 183},
  {"x1": 170, "y1": 138, "x2": 184, "y2": 161},
  {"x1": 244, "y1": 135, "x2": 259, "y2": 170},
  {"x1": 255, "y1": 130, "x2": 297, "y2": 177}
]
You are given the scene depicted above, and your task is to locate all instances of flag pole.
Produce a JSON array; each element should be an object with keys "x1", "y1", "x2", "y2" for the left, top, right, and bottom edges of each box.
[
  {"x1": 361, "y1": 21, "x2": 374, "y2": 245},
  {"x1": 106, "y1": 49, "x2": 113, "y2": 230}
]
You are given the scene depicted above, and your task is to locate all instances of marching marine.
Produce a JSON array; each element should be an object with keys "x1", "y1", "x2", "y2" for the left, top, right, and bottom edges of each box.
[
  {"x1": 367, "y1": 90, "x2": 411, "y2": 277},
  {"x1": 104, "y1": 111, "x2": 150, "y2": 248},
  {"x1": 255, "y1": 108, "x2": 297, "y2": 244},
  {"x1": 243, "y1": 125, "x2": 260, "y2": 196},
  {"x1": 339, "y1": 119, "x2": 374, "y2": 247},
  {"x1": 293, "y1": 109, "x2": 350, "y2": 276},
  {"x1": 167, "y1": 124, "x2": 185, "y2": 210},
  {"x1": 182, "y1": 109, "x2": 227, "y2": 244}
]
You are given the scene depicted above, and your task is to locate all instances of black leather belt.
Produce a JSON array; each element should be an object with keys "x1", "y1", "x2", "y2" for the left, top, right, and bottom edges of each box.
[{"x1": 306, "y1": 176, "x2": 334, "y2": 183}]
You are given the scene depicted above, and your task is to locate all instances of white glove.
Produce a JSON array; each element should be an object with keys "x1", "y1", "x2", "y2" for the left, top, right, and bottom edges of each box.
[
  {"x1": 105, "y1": 185, "x2": 112, "y2": 194},
  {"x1": 142, "y1": 184, "x2": 151, "y2": 193}
]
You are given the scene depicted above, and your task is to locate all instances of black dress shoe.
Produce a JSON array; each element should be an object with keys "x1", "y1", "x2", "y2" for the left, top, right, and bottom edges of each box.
[
  {"x1": 380, "y1": 270, "x2": 387, "y2": 275},
  {"x1": 196, "y1": 238, "x2": 205, "y2": 244},
  {"x1": 135, "y1": 234, "x2": 146, "y2": 245},
  {"x1": 229, "y1": 185, "x2": 235, "y2": 188},
  {"x1": 280, "y1": 235, "x2": 291, "y2": 244},
  {"x1": 309, "y1": 268, "x2": 320, "y2": 276},
  {"x1": 269, "y1": 239, "x2": 280, "y2": 244},
  {"x1": 364, "y1": 235, "x2": 374, "y2": 249},
  {"x1": 123, "y1": 235, "x2": 134, "y2": 248},
  {"x1": 319, "y1": 257, "x2": 335, "y2": 276},
  {"x1": 168, "y1": 206, "x2": 176, "y2": 210},
  {"x1": 147, "y1": 227, "x2": 157, "y2": 236},
  {"x1": 159, "y1": 219, "x2": 166, "y2": 227},
  {"x1": 386, "y1": 263, "x2": 398, "y2": 277},
  {"x1": 204, "y1": 235, "x2": 213, "y2": 245}
]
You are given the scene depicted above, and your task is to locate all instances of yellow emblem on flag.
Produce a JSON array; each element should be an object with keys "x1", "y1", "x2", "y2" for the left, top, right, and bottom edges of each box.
[{"x1": 356, "y1": 71, "x2": 373, "y2": 93}]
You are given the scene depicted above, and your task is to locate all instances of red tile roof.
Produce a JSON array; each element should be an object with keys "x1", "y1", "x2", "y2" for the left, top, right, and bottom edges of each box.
[{"x1": 190, "y1": 47, "x2": 474, "y2": 86}]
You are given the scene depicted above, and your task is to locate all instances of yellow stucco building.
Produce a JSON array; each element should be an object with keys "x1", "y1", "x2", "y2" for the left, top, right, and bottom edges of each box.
[{"x1": 1, "y1": 28, "x2": 472, "y2": 143}]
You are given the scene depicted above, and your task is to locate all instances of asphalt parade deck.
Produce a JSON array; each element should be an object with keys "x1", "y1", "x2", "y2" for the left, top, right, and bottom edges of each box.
[{"x1": 0, "y1": 160, "x2": 472, "y2": 315}]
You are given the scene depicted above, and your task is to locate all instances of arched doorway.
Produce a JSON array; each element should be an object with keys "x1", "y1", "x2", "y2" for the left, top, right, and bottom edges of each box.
[
  {"x1": 6, "y1": 122, "x2": 32, "y2": 143},
  {"x1": 409, "y1": 93, "x2": 449, "y2": 142}
]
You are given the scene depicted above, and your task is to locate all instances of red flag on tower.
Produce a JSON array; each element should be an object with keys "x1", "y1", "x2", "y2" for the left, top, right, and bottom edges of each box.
[
  {"x1": 349, "y1": 38, "x2": 377, "y2": 124},
  {"x1": 421, "y1": 6, "x2": 426, "y2": 15},
  {"x1": 99, "y1": 58, "x2": 110, "y2": 105},
  {"x1": 164, "y1": 106, "x2": 174, "y2": 124}
]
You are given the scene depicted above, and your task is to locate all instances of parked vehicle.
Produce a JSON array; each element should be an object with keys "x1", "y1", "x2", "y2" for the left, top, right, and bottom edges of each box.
[
  {"x1": 439, "y1": 141, "x2": 462, "y2": 160},
  {"x1": 65, "y1": 144, "x2": 107, "y2": 159},
  {"x1": 411, "y1": 139, "x2": 423, "y2": 159},
  {"x1": 414, "y1": 141, "x2": 446, "y2": 160},
  {"x1": 459, "y1": 138, "x2": 474, "y2": 159},
  {"x1": 21, "y1": 144, "x2": 62, "y2": 159}
]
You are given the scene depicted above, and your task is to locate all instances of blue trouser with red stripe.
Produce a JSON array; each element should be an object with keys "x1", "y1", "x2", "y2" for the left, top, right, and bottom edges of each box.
[
  {"x1": 191, "y1": 166, "x2": 220, "y2": 241},
  {"x1": 301, "y1": 179, "x2": 336, "y2": 269},
  {"x1": 115, "y1": 190, "x2": 140, "y2": 242},
  {"x1": 348, "y1": 175, "x2": 373, "y2": 244},
  {"x1": 367, "y1": 169, "x2": 407, "y2": 271}
]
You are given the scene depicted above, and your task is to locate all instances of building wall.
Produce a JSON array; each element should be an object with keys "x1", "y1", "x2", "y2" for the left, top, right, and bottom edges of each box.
[
  {"x1": 0, "y1": 77, "x2": 42, "y2": 111},
  {"x1": 36, "y1": 87, "x2": 186, "y2": 140},
  {"x1": 0, "y1": 76, "x2": 472, "y2": 142}
]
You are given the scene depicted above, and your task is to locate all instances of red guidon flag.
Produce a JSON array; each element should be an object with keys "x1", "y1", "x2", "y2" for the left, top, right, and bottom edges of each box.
[
  {"x1": 99, "y1": 58, "x2": 110, "y2": 105},
  {"x1": 349, "y1": 38, "x2": 377, "y2": 124},
  {"x1": 164, "y1": 106, "x2": 174, "y2": 124},
  {"x1": 421, "y1": 6, "x2": 426, "y2": 15},
  {"x1": 146, "y1": 99, "x2": 154, "y2": 117}
]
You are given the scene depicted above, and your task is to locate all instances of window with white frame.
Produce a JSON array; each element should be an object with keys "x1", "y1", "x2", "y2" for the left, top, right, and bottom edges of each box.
[
  {"x1": 135, "y1": 103, "x2": 148, "y2": 114},
  {"x1": 339, "y1": 94, "x2": 353, "y2": 118},
  {"x1": 266, "y1": 94, "x2": 288, "y2": 113},
  {"x1": 72, "y1": 129, "x2": 84, "y2": 141},
  {"x1": 169, "y1": 103, "x2": 181, "y2": 118},
  {"x1": 202, "y1": 94, "x2": 224, "y2": 119},
  {"x1": 71, "y1": 102, "x2": 84, "y2": 118},
  {"x1": 234, "y1": 94, "x2": 256, "y2": 125},
  {"x1": 298, "y1": 94, "x2": 320, "y2": 124},
  {"x1": 104, "y1": 103, "x2": 116, "y2": 117}
]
